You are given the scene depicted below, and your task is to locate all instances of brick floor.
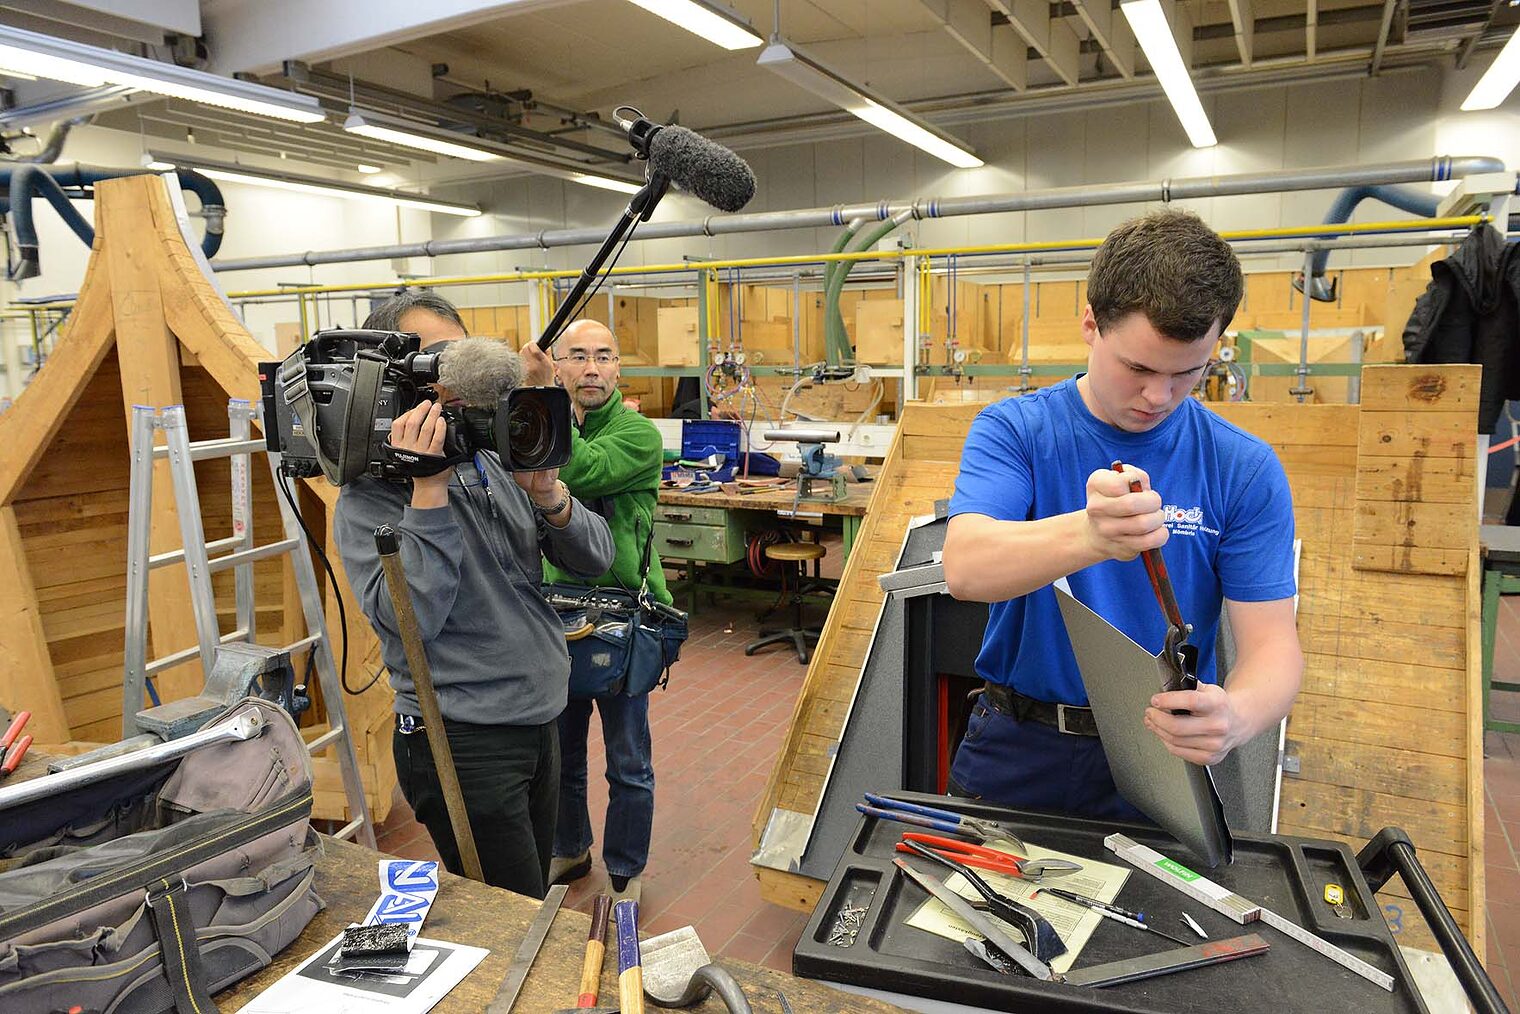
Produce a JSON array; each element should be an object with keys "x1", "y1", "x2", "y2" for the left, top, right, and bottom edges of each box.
[
  {"x1": 373, "y1": 583, "x2": 820, "y2": 975},
  {"x1": 368, "y1": 535, "x2": 1520, "y2": 1000}
]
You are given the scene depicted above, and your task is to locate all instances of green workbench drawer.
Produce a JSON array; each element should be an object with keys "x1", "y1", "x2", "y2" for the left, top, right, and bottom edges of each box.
[
  {"x1": 654, "y1": 519, "x2": 745, "y2": 564},
  {"x1": 654, "y1": 504, "x2": 730, "y2": 527}
]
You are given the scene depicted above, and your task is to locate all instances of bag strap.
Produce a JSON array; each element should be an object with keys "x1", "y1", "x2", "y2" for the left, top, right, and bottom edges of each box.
[{"x1": 146, "y1": 877, "x2": 221, "y2": 1014}]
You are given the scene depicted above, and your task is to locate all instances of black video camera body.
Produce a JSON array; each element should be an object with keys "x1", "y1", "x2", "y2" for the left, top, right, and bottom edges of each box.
[{"x1": 259, "y1": 328, "x2": 573, "y2": 485}]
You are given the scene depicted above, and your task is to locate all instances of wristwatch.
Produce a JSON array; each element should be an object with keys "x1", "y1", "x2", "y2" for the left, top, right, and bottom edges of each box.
[{"x1": 533, "y1": 481, "x2": 571, "y2": 518}]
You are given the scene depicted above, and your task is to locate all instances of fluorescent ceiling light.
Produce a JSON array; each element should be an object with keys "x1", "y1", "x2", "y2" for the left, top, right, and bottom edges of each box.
[
  {"x1": 356, "y1": 163, "x2": 383, "y2": 174},
  {"x1": 0, "y1": 25, "x2": 325, "y2": 124},
  {"x1": 148, "y1": 152, "x2": 480, "y2": 217},
  {"x1": 344, "y1": 112, "x2": 502, "y2": 162},
  {"x1": 625, "y1": 0, "x2": 763, "y2": 50},
  {"x1": 567, "y1": 172, "x2": 644, "y2": 194},
  {"x1": 1121, "y1": 0, "x2": 1216, "y2": 148},
  {"x1": 344, "y1": 109, "x2": 647, "y2": 193},
  {"x1": 758, "y1": 40, "x2": 982, "y2": 168},
  {"x1": 1461, "y1": 28, "x2": 1520, "y2": 111}
]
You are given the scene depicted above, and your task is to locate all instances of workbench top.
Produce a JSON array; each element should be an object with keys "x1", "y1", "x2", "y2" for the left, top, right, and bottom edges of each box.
[
  {"x1": 658, "y1": 481, "x2": 873, "y2": 517},
  {"x1": 217, "y1": 836, "x2": 902, "y2": 1012}
]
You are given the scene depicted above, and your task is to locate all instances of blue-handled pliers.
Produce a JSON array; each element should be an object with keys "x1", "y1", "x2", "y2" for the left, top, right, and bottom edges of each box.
[{"x1": 855, "y1": 792, "x2": 1028, "y2": 852}]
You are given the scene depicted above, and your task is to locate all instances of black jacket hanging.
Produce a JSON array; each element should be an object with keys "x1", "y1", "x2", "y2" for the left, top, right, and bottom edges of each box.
[{"x1": 1402, "y1": 224, "x2": 1520, "y2": 434}]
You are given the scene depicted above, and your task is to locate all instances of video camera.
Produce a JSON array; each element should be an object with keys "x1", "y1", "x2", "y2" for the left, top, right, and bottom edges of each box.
[{"x1": 258, "y1": 328, "x2": 572, "y2": 485}]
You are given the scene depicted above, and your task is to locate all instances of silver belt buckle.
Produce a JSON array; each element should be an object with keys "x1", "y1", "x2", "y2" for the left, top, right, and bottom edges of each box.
[{"x1": 1055, "y1": 704, "x2": 1077, "y2": 735}]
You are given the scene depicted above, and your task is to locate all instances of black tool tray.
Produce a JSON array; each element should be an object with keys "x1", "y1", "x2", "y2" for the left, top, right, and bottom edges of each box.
[{"x1": 794, "y1": 792, "x2": 1427, "y2": 1013}]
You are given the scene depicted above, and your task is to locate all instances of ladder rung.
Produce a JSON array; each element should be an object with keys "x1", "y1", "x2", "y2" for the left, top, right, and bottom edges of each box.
[
  {"x1": 206, "y1": 539, "x2": 300, "y2": 573},
  {"x1": 282, "y1": 633, "x2": 322, "y2": 654},
  {"x1": 152, "y1": 437, "x2": 266, "y2": 462},
  {"x1": 150, "y1": 536, "x2": 241, "y2": 569},
  {"x1": 145, "y1": 629, "x2": 249, "y2": 675},
  {"x1": 306, "y1": 726, "x2": 344, "y2": 753},
  {"x1": 331, "y1": 818, "x2": 365, "y2": 842}
]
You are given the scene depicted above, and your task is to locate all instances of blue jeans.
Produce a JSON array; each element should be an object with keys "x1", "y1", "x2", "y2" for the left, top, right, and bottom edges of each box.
[
  {"x1": 554, "y1": 694, "x2": 654, "y2": 879},
  {"x1": 949, "y1": 694, "x2": 1149, "y2": 823}
]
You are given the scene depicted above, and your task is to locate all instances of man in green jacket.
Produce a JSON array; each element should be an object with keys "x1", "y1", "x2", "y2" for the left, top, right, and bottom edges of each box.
[{"x1": 523, "y1": 319, "x2": 670, "y2": 903}]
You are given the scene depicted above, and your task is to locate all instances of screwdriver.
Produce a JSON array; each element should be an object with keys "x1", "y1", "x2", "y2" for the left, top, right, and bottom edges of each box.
[{"x1": 1037, "y1": 887, "x2": 1192, "y2": 946}]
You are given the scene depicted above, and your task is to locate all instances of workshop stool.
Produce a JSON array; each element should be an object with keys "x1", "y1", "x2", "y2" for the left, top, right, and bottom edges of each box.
[{"x1": 746, "y1": 541, "x2": 828, "y2": 664}]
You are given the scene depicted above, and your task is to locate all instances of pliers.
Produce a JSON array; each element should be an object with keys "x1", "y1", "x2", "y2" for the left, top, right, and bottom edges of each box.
[
  {"x1": 1111, "y1": 461, "x2": 1198, "y2": 696},
  {"x1": 855, "y1": 793, "x2": 1027, "y2": 852},
  {"x1": 893, "y1": 832, "x2": 1083, "y2": 881},
  {"x1": 897, "y1": 836, "x2": 1068, "y2": 963},
  {"x1": 1, "y1": 710, "x2": 32, "y2": 780}
]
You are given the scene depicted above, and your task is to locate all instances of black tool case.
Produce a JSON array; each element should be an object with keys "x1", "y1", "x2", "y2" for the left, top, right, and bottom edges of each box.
[{"x1": 794, "y1": 792, "x2": 1442, "y2": 1014}]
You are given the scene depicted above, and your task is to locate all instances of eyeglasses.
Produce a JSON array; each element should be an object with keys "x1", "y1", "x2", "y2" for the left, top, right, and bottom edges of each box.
[{"x1": 556, "y1": 352, "x2": 619, "y2": 366}]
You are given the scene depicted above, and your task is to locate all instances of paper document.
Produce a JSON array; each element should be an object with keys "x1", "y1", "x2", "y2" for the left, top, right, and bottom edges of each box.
[
  {"x1": 903, "y1": 841, "x2": 1129, "y2": 974},
  {"x1": 236, "y1": 932, "x2": 488, "y2": 1014}
]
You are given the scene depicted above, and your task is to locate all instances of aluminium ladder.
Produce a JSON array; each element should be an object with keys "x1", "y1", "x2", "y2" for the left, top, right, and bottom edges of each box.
[{"x1": 121, "y1": 399, "x2": 375, "y2": 847}]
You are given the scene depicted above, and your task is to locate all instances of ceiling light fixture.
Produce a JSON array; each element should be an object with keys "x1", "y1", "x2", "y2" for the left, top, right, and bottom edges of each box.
[
  {"x1": 757, "y1": 39, "x2": 983, "y2": 168},
  {"x1": 147, "y1": 151, "x2": 481, "y2": 217},
  {"x1": 344, "y1": 109, "x2": 647, "y2": 192},
  {"x1": 0, "y1": 25, "x2": 325, "y2": 124},
  {"x1": 625, "y1": 0, "x2": 763, "y2": 50},
  {"x1": 1461, "y1": 28, "x2": 1520, "y2": 111},
  {"x1": 343, "y1": 111, "x2": 502, "y2": 162},
  {"x1": 566, "y1": 172, "x2": 644, "y2": 194},
  {"x1": 356, "y1": 163, "x2": 383, "y2": 174},
  {"x1": 1120, "y1": 0, "x2": 1217, "y2": 147}
]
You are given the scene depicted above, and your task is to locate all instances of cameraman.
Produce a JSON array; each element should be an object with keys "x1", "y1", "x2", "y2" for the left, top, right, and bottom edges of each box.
[
  {"x1": 521, "y1": 320, "x2": 669, "y2": 905},
  {"x1": 333, "y1": 292, "x2": 614, "y2": 899}
]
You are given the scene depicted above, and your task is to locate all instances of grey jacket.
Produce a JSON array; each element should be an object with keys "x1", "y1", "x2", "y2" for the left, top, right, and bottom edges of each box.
[{"x1": 333, "y1": 454, "x2": 614, "y2": 727}]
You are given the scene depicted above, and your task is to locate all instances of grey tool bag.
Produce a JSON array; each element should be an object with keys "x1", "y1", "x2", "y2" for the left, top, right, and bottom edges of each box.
[{"x1": 0, "y1": 698, "x2": 324, "y2": 1013}]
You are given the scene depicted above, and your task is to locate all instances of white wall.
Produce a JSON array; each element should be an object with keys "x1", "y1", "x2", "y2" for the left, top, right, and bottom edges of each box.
[
  {"x1": 5, "y1": 60, "x2": 1518, "y2": 386},
  {"x1": 425, "y1": 62, "x2": 1519, "y2": 280},
  {"x1": 1, "y1": 125, "x2": 437, "y2": 370}
]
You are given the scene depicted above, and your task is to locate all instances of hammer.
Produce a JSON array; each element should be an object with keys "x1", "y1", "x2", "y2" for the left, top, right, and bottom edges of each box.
[{"x1": 551, "y1": 895, "x2": 624, "y2": 1014}]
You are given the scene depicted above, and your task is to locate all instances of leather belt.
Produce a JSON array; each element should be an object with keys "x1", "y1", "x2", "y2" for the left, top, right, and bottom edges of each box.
[{"x1": 980, "y1": 683, "x2": 1100, "y2": 737}]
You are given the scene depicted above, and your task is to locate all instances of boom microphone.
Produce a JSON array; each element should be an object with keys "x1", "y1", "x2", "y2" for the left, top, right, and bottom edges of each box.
[
  {"x1": 433, "y1": 337, "x2": 525, "y2": 407},
  {"x1": 619, "y1": 109, "x2": 756, "y2": 213},
  {"x1": 647, "y1": 125, "x2": 756, "y2": 212}
]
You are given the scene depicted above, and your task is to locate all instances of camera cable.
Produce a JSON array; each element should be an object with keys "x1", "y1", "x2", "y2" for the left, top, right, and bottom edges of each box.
[{"x1": 277, "y1": 472, "x2": 383, "y2": 696}]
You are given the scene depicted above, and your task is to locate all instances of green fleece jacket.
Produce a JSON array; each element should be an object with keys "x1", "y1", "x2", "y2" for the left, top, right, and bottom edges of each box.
[{"x1": 542, "y1": 394, "x2": 672, "y2": 605}]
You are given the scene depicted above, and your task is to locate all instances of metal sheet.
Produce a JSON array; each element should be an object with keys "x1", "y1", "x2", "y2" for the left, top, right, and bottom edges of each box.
[{"x1": 1053, "y1": 581, "x2": 1234, "y2": 867}]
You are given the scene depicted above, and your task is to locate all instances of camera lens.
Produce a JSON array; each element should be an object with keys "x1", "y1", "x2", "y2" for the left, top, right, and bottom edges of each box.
[{"x1": 508, "y1": 397, "x2": 555, "y2": 469}]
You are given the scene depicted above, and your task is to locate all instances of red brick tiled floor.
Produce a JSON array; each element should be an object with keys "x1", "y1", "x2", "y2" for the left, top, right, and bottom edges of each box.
[
  {"x1": 371, "y1": 537, "x2": 1520, "y2": 1000},
  {"x1": 373, "y1": 549, "x2": 839, "y2": 975}
]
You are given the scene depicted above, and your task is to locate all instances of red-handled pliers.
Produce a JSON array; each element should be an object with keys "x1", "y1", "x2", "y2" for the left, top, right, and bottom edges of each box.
[
  {"x1": 1, "y1": 710, "x2": 32, "y2": 779},
  {"x1": 893, "y1": 832, "x2": 1082, "y2": 880}
]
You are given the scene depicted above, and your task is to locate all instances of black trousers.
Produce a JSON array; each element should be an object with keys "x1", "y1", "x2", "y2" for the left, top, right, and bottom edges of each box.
[{"x1": 393, "y1": 717, "x2": 559, "y2": 899}]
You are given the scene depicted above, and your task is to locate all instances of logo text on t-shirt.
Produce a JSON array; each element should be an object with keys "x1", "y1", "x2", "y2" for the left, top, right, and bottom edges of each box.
[{"x1": 1162, "y1": 504, "x2": 1219, "y2": 538}]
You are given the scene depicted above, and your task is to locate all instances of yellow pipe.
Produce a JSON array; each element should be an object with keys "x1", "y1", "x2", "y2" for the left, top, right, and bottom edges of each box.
[{"x1": 10, "y1": 215, "x2": 1487, "y2": 310}]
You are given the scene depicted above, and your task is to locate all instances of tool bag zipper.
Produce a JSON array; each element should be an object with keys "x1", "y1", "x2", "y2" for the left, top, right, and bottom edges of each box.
[{"x1": 0, "y1": 788, "x2": 313, "y2": 940}]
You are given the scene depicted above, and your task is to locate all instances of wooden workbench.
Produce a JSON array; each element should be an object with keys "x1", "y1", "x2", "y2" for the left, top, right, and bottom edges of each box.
[
  {"x1": 217, "y1": 836, "x2": 902, "y2": 1012},
  {"x1": 658, "y1": 481, "x2": 873, "y2": 518},
  {"x1": 659, "y1": 481, "x2": 873, "y2": 563}
]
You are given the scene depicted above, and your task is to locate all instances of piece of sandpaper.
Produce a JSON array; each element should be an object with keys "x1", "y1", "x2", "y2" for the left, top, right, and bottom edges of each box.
[{"x1": 1053, "y1": 580, "x2": 1234, "y2": 867}]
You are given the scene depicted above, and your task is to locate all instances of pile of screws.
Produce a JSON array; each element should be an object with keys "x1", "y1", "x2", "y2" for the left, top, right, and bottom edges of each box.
[{"x1": 827, "y1": 904, "x2": 867, "y2": 947}]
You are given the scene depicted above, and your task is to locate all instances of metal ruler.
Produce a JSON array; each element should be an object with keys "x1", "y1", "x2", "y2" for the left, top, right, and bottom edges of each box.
[
  {"x1": 1105, "y1": 834, "x2": 1395, "y2": 992},
  {"x1": 486, "y1": 884, "x2": 570, "y2": 1013}
]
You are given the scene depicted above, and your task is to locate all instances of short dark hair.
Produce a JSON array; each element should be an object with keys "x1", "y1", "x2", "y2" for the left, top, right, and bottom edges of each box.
[
  {"x1": 1086, "y1": 210, "x2": 1242, "y2": 342},
  {"x1": 362, "y1": 290, "x2": 468, "y2": 333}
]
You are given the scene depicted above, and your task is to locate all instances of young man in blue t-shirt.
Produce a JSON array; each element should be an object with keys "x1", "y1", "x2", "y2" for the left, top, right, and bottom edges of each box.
[{"x1": 942, "y1": 210, "x2": 1304, "y2": 821}]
